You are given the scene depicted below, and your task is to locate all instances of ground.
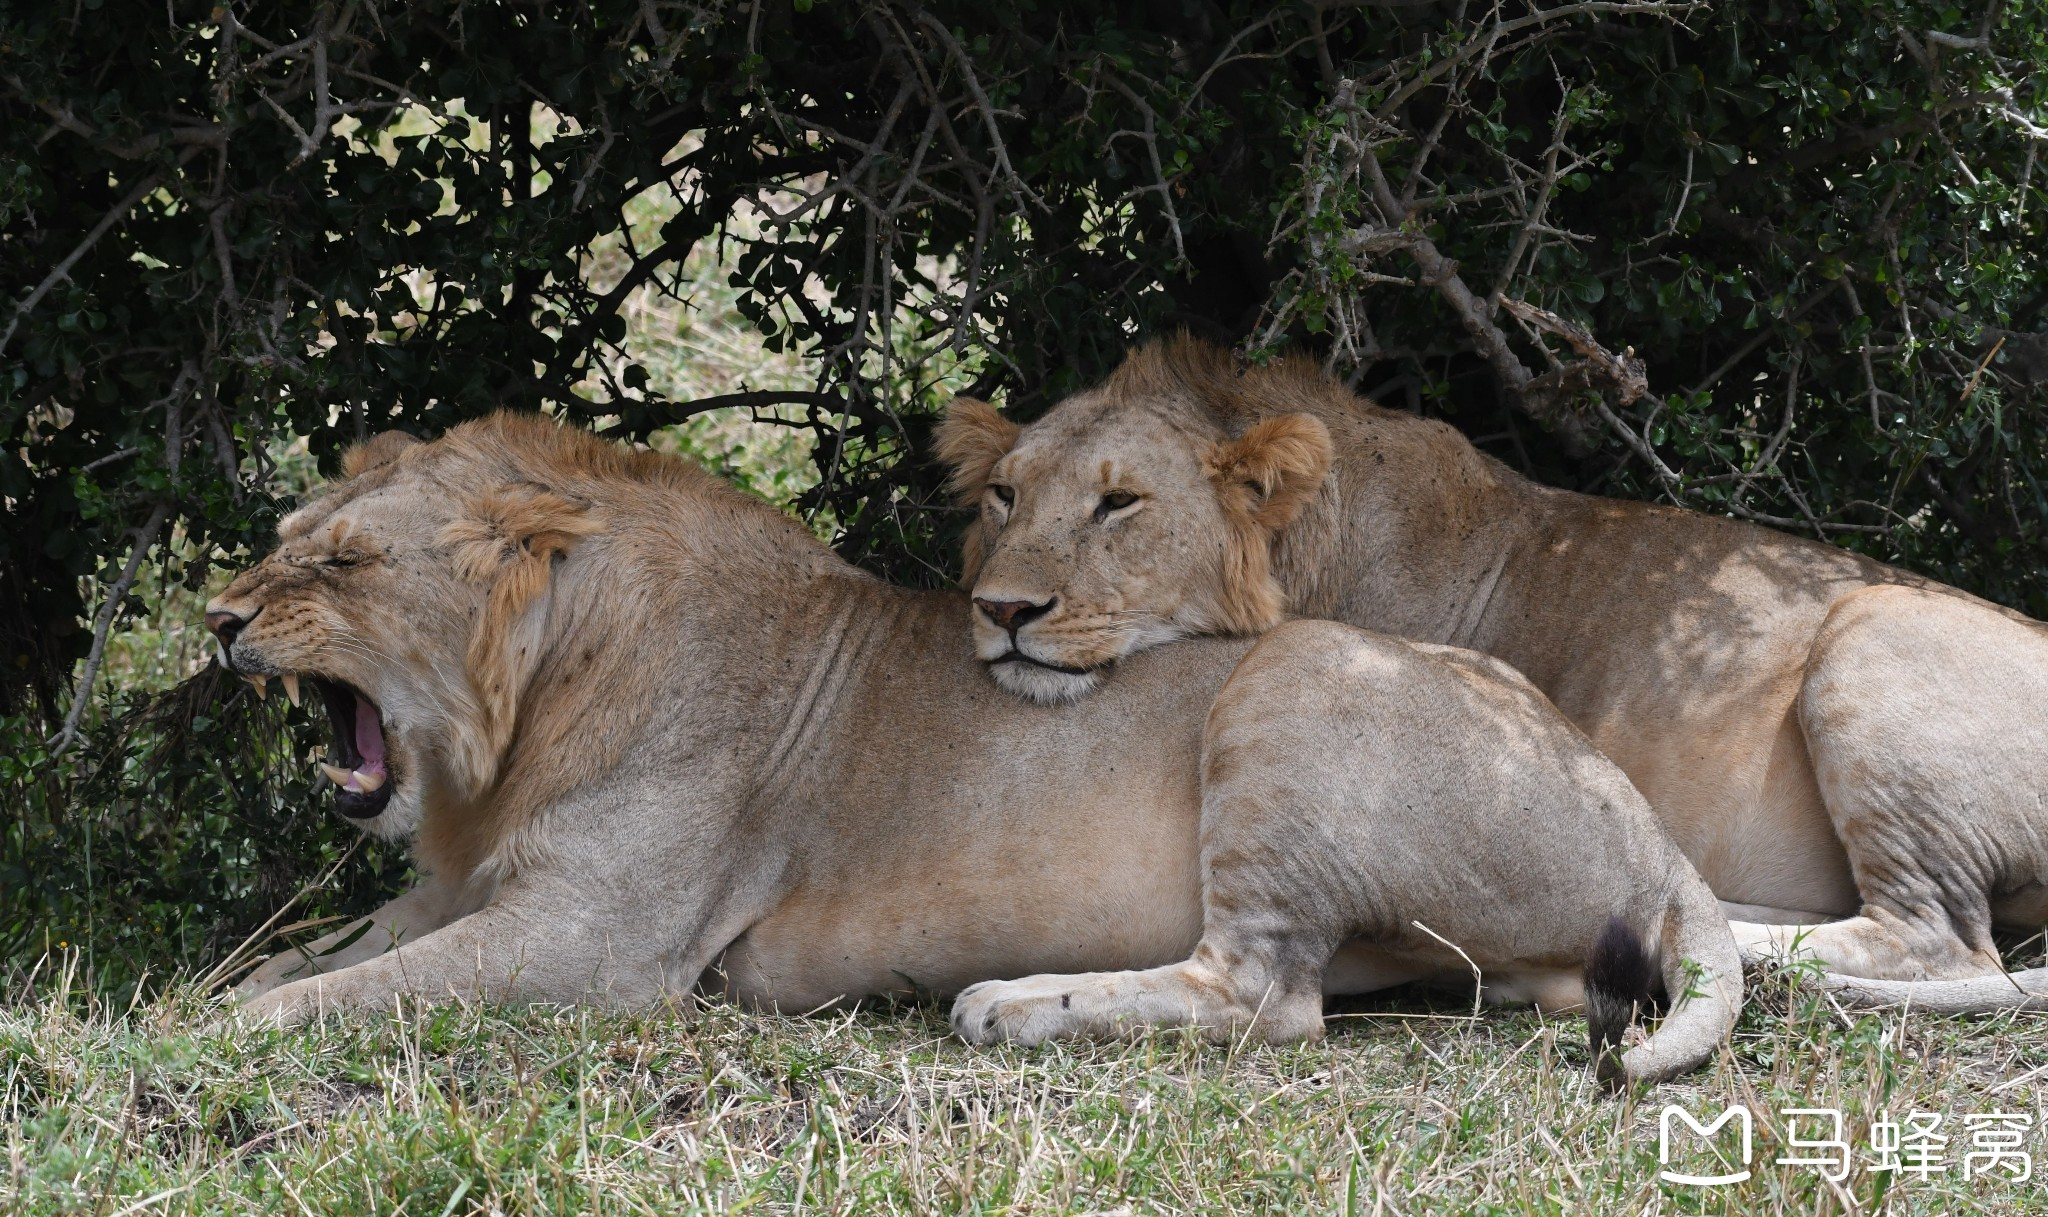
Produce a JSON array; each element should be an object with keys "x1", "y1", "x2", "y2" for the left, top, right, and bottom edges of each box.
[{"x1": 3, "y1": 967, "x2": 2042, "y2": 1215}]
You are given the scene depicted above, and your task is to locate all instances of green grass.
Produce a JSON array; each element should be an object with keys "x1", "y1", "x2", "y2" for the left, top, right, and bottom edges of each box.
[{"x1": 3, "y1": 967, "x2": 2042, "y2": 1215}]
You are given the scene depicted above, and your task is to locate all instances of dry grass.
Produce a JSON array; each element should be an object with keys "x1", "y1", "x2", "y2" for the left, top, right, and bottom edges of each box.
[{"x1": 3, "y1": 966, "x2": 2043, "y2": 1216}]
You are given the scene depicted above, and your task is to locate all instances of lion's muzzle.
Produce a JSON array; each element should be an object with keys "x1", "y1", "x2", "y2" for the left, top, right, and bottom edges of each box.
[{"x1": 205, "y1": 607, "x2": 254, "y2": 652}]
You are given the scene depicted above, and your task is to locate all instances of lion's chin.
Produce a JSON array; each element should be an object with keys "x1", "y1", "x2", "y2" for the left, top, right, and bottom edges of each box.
[
  {"x1": 986, "y1": 656, "x2": 1108, "y2": 704},
  {"x1": 348, "y1": 785, "x2": 422, "y2": 841}
]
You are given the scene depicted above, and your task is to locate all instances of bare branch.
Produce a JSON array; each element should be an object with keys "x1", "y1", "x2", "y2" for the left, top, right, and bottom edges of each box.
[
  {"x1": 913, "y1": 11, "x2": 1046, "y2": 212},
  {"x1": 1488, "y1": 89, "x2": 1576, "y2": 311},
  {"x1": 1346, "y1": 134, "x2": 1597, "y2": 441},
  {"x1": 1924, "y1": 30, "x2": 1991, "y2": 52},
  {"x1": 0, "y1": 163, "x2": 186, "y2": 355},
  {"x1": 1102, "y1": 76, "x2": 1188, "y2": 263},
  {"x1": 1499, "y1": 296, "x2": 1650, "y2": 411},
  {"x1": 50, "y1": 501, "x2": 173, "y2": 756},
  {"x1": 78, "y1": 447, "x2": 143, "y2": 475},
  {"x1": 1373, "y1": 1, "x2": 1704, "y2": 123}
]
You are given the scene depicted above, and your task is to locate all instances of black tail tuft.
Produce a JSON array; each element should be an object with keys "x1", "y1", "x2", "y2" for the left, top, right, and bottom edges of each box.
[{"x1": 1585, "y1": 915, "x2": 1656, "y2": 1088}]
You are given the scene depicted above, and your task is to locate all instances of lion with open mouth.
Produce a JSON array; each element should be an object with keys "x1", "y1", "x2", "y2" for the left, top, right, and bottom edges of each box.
[{"x1": 208, "y1": 412, "x2": 1737, "y2": 1083}]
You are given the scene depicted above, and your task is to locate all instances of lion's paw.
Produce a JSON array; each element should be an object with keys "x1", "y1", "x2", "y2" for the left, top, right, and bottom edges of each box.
[
  {"x1": 234, "y1": 952, "x2": 319, "y2": 1001},
  {"x1": 951, "y1": 975, "x2": 1094, "y2": 1046},
  {"x1": 1727, "y1": 920, "x2": 1817, "y2": 967},
  {"x1": 237, "y1": 975, "x2": 342, "y2": 1029}
]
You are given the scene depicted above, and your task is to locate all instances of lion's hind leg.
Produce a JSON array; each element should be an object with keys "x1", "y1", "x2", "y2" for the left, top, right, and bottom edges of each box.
[
  {"x1": 1788, "y1": 585, "x2": 2048, "y2": 993},
  {"x1": 1727, "y1": 914, "x2": 1991, "y2": 980},
  {"x1": 1731, "y1": 918, "x2": 2048, "y2": 1011},
  {"x1": 951, "y1": 937, "x2": 1329, "y2": 1047}
]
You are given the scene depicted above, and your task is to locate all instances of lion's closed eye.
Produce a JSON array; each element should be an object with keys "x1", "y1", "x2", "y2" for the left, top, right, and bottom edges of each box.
[{"x1": 313, "y1": 545, "x2": 382, "y2": 571}]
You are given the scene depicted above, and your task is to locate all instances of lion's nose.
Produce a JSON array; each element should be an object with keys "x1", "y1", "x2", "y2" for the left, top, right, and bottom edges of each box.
[
  {"x1": 974, "y1": 597, "x2": 1054, "y2": 632},
  {"x1": 205, "y1": 607, "x2": 253, "y2": 649}
]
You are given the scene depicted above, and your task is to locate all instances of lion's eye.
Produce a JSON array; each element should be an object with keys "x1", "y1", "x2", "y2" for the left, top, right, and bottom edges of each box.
[
  {"x1": 1094, "y1": 490, "x2": 1139, "y2": 521},
  {"x1": 325, "y1": 551, "x2": 364, "y2": 568},
  {"x1": 988, "y1": 485, "x2": 1015, "y2": 509}
]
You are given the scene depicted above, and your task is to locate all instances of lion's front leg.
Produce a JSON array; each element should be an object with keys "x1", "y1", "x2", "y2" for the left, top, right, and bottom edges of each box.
[
  {"x1": 951, "y1": 944, "x2": 1327, "y2": 1047},
  {"x1": 239, "y1": 895, "x2": 674, "y2": 1026},
  {"x1": 235, "y1": 875, "x2": 471, "y2": 999}
]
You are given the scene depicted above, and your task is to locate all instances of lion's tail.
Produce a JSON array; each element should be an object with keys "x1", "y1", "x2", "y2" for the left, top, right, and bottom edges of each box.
[
  {"x1": 1584, "y1": 916, "x2": 1654, "y2": 1083},
  {"x1": 1586, "y1": 880, "x2": 1744, "y2": 1088}
]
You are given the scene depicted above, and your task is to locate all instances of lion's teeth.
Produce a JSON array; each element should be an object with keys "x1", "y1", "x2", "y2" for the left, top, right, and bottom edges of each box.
[
  {"x1": 246, "y1": 674, "x2": 268, "y2": 700},
  {"x1": 352, "y1": 769, "x2": 386, "y2": 792},
  {"x1": 281, "y1": 673, "x2": 301, "y2": 707},
  {"x1": 318, "y1": 762, "x2": 354, "y2": 788}
]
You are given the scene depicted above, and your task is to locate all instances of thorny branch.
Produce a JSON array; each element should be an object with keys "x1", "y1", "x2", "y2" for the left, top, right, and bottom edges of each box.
[{"x1": 1257, "y1": 0, "x2": 2038, "y2": 547}]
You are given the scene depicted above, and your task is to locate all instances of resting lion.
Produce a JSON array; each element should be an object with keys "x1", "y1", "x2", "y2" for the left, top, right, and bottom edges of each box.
[
  {"x1": 937, "y1": 337, "x2": 2048, "y2": 1010},
  {"x1": 206, "y1": 412, "x2": 1737, "y2": 1083}
]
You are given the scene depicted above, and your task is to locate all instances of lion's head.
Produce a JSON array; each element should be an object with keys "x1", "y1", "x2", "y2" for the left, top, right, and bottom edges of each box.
[
  {"x1": 204, "y1": 417, "x2": 600, "y2": 849},
  {"x1": 936, "y1": 345, "x2": 1331, "y2": 703}
]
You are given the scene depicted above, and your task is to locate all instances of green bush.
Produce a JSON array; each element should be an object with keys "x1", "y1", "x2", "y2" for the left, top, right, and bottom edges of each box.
[
  {"x1": 1, "y1": 672, "x2": 411, "y2": 1004},
  {"x1": 4, "y1": 0, "x2": 2044, "y2": 990}
]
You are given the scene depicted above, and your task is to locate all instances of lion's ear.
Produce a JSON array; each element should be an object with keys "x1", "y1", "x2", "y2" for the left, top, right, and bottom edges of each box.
[
  {"x1": 342, "y1": 431, "x2": 421, "y2": 478},
  {"x1": 1206, "y1": 414, "x2": 1333, "y2": 532},
  {"x1": 439, "y1": 487, "x2": 601, "y2": 794},
  {"x1": 934, "y1": 397, "x2": 1020, "y2": 505}
]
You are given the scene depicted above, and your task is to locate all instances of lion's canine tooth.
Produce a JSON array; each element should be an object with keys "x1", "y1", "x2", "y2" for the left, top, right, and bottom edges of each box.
[
  {"x1": 319, "y1": 762, "x2": 354, "y2": 788},
  {"x1": 281, "y1": 672, "x2": 301, "y2": 707},
  {"x1": 246, "y1": 674, "x2": 268, "y2": 699},
  {"x1": 352, "y1": 769, "x2": 386, "y2": 792}
]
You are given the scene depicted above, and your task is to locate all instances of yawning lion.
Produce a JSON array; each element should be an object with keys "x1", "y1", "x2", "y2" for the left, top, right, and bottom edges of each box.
[{"x1": 208, "y1": 412, "x2": 1737, "y2": 1082}]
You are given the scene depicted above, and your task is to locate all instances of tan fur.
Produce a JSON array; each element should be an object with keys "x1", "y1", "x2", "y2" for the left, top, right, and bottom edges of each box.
[
  {"x1": 209, "y1": 412, "x2": 1738, "y2": 1081},
  {"x1": 440, "y1": 488, "x2": 601, "y2": 795},
  {"x1": 935, "y1": 397, "x2": 1023, "y2": 582},
  {"x1": 940, "y1": 394, "x2": 1335, "y2": 702},
  {"x1": 945, "y1": 336, "x2": 2048, "y2": 1007},
  {"x1": 342, "y1": 430, "x2": 421, "y2": 478}
]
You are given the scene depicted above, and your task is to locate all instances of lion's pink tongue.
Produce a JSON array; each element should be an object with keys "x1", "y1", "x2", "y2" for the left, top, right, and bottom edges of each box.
[{"x1": 355, "y1": 696, "x2": 387, "y2": 773}]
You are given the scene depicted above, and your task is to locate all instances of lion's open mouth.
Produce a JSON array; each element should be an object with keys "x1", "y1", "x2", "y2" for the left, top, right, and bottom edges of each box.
[
  {"x1": 312, "y1": 678, "x2": 393, "y2": 820},
  {"x1": 237, "y1": 670, "x2": 393, "y2": 817}
]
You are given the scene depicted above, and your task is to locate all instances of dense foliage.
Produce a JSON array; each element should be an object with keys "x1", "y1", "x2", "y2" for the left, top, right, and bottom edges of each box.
[{"x1": 4, "y1": 0, "x2": 2044, "y2": 989}]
